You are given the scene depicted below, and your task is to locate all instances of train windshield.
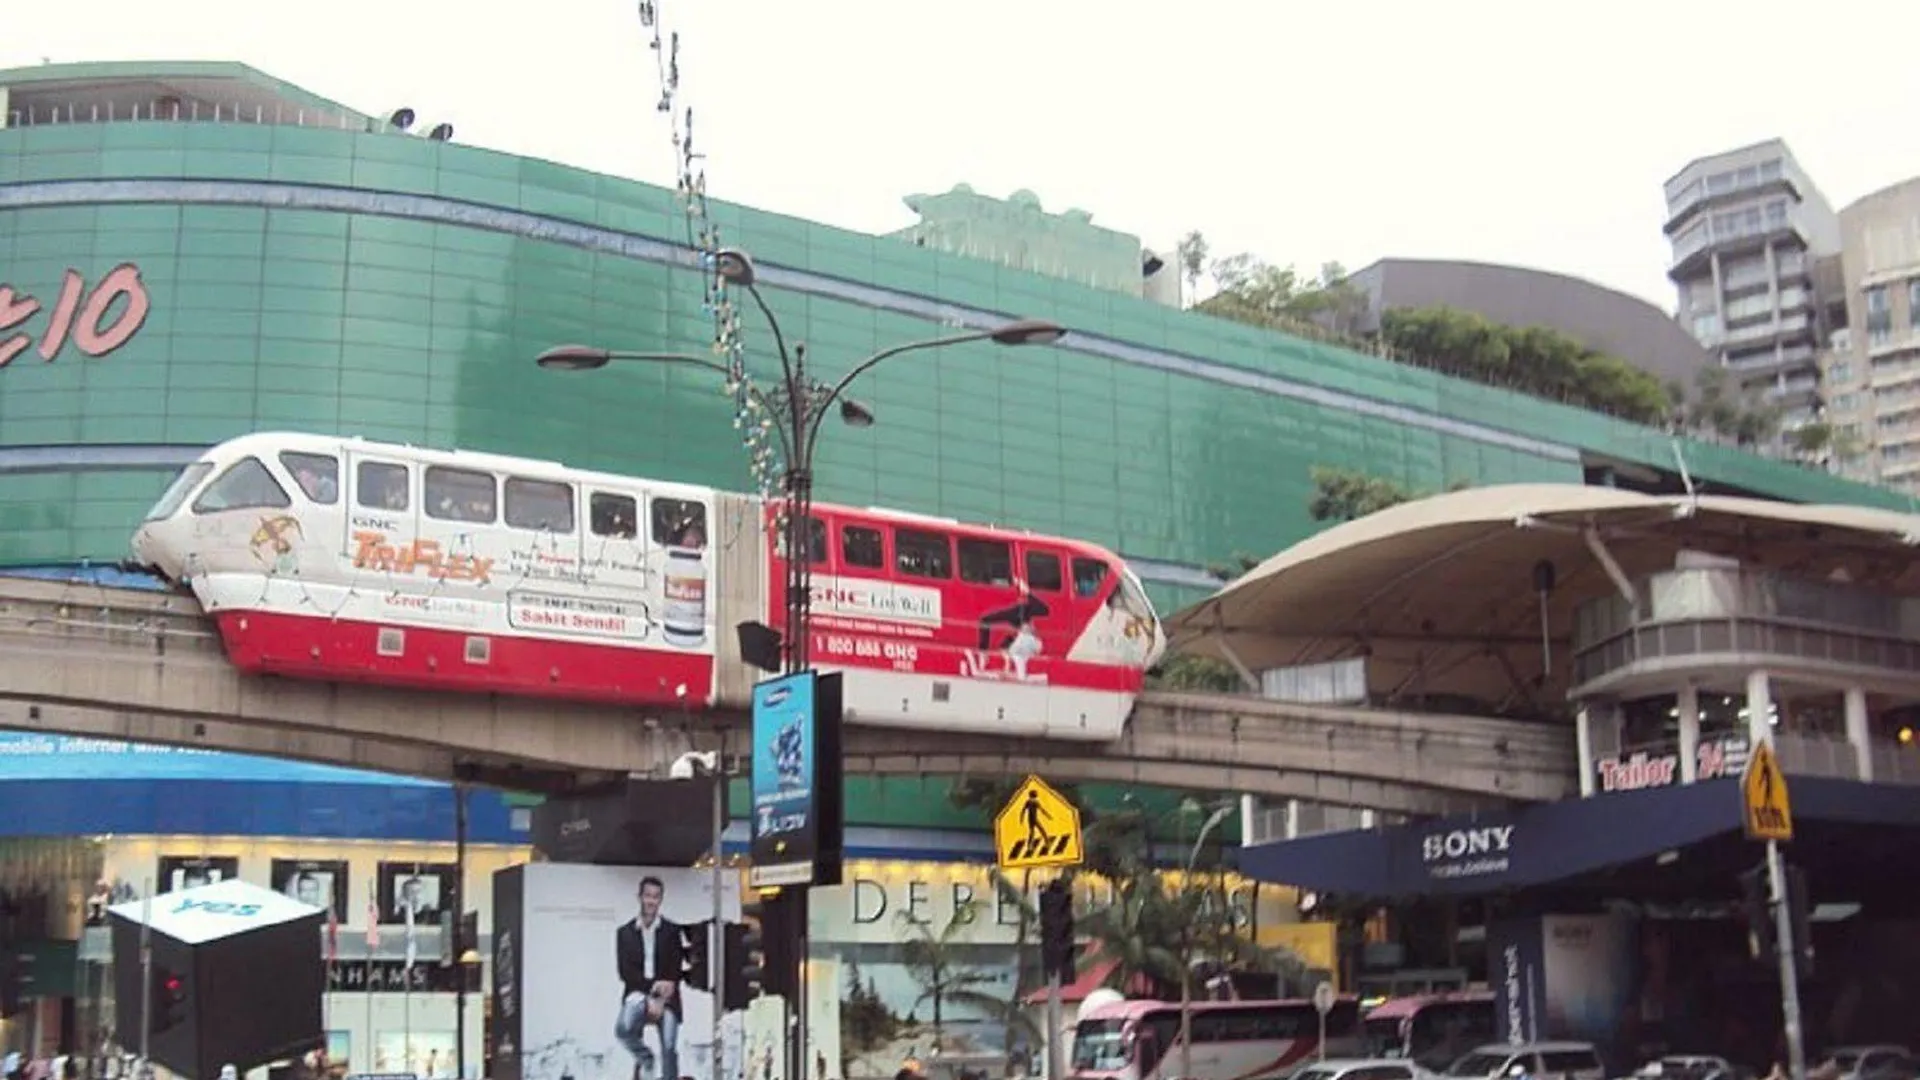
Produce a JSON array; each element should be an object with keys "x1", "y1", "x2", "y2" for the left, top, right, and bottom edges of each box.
[
  {"x1": 1116, "y1": 567, "x2": 1157, "y2": 622},
  {"x1": 144, "y1": 462, "x2": 213, "y2": 521}
]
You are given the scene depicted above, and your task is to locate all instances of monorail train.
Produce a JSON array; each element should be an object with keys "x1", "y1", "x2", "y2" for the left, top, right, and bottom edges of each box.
[{"x1": 129, "y1": 433, "x2": 1166, "y2": 740}]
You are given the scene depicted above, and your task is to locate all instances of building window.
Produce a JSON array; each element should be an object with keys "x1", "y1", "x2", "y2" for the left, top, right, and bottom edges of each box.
[
  {"x1": 1909, "y1": 279, "x2": 1920, "y2": 330},
  {"x1": 1829, "y1": 362, "x2": 1852, "y2": 384},
  {"x1": 1866, "y1": 286, "x2": 1892, "y2": 345}
]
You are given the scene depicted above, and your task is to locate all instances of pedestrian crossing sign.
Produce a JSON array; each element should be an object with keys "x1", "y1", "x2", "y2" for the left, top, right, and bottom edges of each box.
[
  {"x1": 1742, "y1": 740, "x2": 1793, "y2": 842},
  {"x1": 994, "y1": 774, "x2": 1084, "y2": 871}
]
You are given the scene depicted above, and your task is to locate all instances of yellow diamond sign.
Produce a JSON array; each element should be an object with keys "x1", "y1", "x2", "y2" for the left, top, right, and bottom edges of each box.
[
  {"x1": 1742, "y1": 740, "x2": 1793, "y2": 842},
  {"x1": 994, "y1": 775, "x2": 1084, "y2": 872}
]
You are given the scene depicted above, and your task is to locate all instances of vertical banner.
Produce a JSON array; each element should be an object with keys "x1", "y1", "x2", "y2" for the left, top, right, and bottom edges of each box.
[
  {"x1": 1541, "y1": 915, "x2": 1635, "y2": 1064},
  {"x1": 749, "y1": 672, "x2": 844, "y2": 888},
  {"x1": 1487, "y1": 916, "x2": 1546, "y2": 1047},
  {"x1": 490, "y1": 866, "x2": 525, "y2": 1080}
]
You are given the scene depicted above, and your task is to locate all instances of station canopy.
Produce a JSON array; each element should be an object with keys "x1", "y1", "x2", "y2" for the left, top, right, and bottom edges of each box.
[{"x1": 1167, "y1": 483, "x2": 1920, "y2": 708}]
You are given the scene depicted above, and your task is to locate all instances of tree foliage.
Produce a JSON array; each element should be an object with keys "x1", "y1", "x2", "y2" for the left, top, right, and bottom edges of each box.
[
  {"x1": 1191, "y1": 250, "x2": 1372, "y2": 339},
  {"x1": 1377, "y1": 307, "x2": 1674, "y2": 425},
  {"x1": 839, "y1": 956, "x2": 899, "y2": 1055},
  {"x1": 1671, "y1": 365, "x2": 1785, "y2": 447},
  {"x1": 896, "y1": 901, "x2": 1009, "y2": 1041},
  {"x1": 1175, "y1": 231, "x2": 1797, "y2": 442}
]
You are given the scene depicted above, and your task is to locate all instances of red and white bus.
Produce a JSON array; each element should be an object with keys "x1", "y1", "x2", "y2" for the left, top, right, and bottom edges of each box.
[
  {"x1": 1360, "y1": 993, "x2": 1495, "y2": 1072},
  {"x1": 1071, "y1": 997, "x2": 1364, "y2": 1080},
  {"x1": 129, "y1": 432, "x2": 1165, "y2": 740}
]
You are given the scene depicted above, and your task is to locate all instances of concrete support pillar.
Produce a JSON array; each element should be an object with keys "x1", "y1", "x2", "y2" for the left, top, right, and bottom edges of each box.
[
  {"x1": 1576, "y1": 706, "x2": 1596, "y2": 798},
  {"x1": 1845, "y1": 687, "x2": 1873, "y2": 782},
  {"x1": 1677, "y1": 684, "x2": 1702, "y2": 784},
  {"x1": 1745, "y1": 670, "x2": 1774, "y2": 747}
]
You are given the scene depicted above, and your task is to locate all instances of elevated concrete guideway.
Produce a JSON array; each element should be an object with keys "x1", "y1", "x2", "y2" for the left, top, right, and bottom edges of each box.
[{"x1": 0, "y1": 577, "x2": 1575, "y2": 812}]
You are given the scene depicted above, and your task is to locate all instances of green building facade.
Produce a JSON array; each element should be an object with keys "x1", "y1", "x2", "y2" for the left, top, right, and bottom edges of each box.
[{"x1": 3, "y1": 62, "x2": 1906, "y2": 619}]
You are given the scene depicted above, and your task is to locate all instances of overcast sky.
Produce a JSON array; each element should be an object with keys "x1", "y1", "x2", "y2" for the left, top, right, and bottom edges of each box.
[{"x1": 7, "y1": 0, "x2": 1919, "y2": 312}]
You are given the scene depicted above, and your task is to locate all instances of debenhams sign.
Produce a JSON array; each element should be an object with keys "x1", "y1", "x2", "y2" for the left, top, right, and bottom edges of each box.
[{"x1": 1421, "y1": 824, "x2": 1514, "y2": 881}]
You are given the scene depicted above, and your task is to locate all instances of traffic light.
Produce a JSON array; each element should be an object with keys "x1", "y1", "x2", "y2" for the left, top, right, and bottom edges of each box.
[
  {"x1": 0, "y1": 949, "x2": 20, "y2": 1018},
  {"x1": 1786, "y1": 863, "x2": 1815, "y2": 978},
  {"x1": 1738, "y1": 862, "x2": 1776, "y2": 962},
  {"x1": 724, "y1": 916, "x2": 764, "y2": 1011},
  {"x1": 151, "y1": 963, "x2": 188, "y2": 1034},
  {"x1": 1038, "y1": 879, "x2": 1076, "y2": 983}
]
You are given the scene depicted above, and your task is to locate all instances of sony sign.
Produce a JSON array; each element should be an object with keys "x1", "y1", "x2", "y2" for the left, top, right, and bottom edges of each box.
[{"x1": 1421, "y1": 825, "x2": 1515, "y2": 880}]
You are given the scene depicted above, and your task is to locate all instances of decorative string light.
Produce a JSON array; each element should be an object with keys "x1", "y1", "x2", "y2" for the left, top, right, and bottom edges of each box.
[{"x1": 639, "y1": 1, "x2": 787, "y2": 504}]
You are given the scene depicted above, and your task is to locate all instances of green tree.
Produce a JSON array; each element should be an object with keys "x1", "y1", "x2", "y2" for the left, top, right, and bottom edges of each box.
[
  {"x1": 896, "y1": 902, "x2": 1005, "y2": 1043},
  {"x1": 1376, "y1": 307, "x2": 1674, "y2": 425},
  {"x1": 1177, "y1": 231, "x2": 1210, "y2": 301},
  {"x1": 840, "y1": 955, "x2": 898, "y2": 1056}
]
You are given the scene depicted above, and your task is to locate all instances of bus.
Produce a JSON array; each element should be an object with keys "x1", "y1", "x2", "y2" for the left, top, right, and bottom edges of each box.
[
  {"x1": 1360, "y1": 992, "x2": 1495, "y2": 1073},
  {"x1": 1071, "y1": 997, "x2": 1364, "y2": 1080}
]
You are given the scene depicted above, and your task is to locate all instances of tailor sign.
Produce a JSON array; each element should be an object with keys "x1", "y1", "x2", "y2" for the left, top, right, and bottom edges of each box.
[
  {"x1": 1595, "y1": 735, "x2": 1750, "y2": 793},
  {"x1": 0, "y1": 263, "x2": 152, "y2": 365},
  {"x1": 1420, "y1": 824, "x2": 1515, "y2": 881}
]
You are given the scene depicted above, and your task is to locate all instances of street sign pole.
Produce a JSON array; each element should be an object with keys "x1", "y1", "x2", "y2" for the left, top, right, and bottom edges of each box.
[
  {"x1": 1312, "y1": 981, "x2": 1335, "y2": 1063},
  {"x1": 1743, "y1": 739, "x2": 1803, "y2": 1080},
  {"x1": 1768, "y1": 839, "x2": 1807, "y2": 1080},
  {"x1": 1045, "y1": 971, "x2": 1065, "y2": 1080}
]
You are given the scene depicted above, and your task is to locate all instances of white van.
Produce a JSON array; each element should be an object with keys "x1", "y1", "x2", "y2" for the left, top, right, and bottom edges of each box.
[{"x1": 1443, "y1": 1043, "x2": 1606, "y2": 1080}]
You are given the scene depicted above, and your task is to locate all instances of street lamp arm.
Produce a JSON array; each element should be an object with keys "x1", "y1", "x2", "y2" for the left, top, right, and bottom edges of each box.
[
  {"x1": 596, "y1": 349, "x2": 796, "y2": 465},
  {"x1": 740, "y1": 282, "x2": 799, "y2": 391},
  {"x1": 803, "y1": 330, "x2": 998, "y2": 450}
]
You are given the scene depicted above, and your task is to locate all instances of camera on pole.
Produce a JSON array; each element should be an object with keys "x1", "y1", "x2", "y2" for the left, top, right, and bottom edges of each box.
[{"x1": 1039, "y1": 879, "x2": 1076, "y2": 982}]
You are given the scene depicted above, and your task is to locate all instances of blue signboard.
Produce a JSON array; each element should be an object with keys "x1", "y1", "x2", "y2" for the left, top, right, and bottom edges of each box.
[{"x1": 750, "y1": 672, "x2": 818, "y2": 887}]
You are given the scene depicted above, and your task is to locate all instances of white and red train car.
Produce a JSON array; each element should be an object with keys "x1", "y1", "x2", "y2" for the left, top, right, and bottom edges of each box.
[{"x1": 130, "y1": 432, "x2": 1166, "y2": 740}]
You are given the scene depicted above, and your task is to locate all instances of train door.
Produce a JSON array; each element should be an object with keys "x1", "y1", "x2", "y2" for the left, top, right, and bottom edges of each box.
[
  {"x1": 955, "y1": 533, "x2": 1031, "y2": 675},
  {"x1": 644, "y1": 488, "x2": 714, "y2": 651},
  {"x1": 1013, "y1": 544, "x2": 1070, "y2": 672},
  {"x1": 343, "y1": 449, "x2": 420, "y2": 578}
]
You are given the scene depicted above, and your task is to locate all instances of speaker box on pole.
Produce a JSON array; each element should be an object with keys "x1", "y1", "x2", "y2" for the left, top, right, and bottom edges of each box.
[{"x1": 110, "y1": 879, "x2": 325, "y2": 1078}]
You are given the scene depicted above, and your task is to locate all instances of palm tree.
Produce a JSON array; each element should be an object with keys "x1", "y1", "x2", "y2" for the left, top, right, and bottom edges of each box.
[
  {"x1": 896, "y1": 902, "x2": 1012, "y2": 1049},
  {"x1": 988, "y1": 868, "x2": 1045, "y2": 1053}
]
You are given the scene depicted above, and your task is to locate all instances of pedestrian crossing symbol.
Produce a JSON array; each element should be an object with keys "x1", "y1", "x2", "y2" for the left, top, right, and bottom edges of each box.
[
  {"x1": 1742, "y1": 740, "x2": 1794, "y2": 842},
  {"x1": 994, "y1": 775, "x2": 1084, "y2": 871}
]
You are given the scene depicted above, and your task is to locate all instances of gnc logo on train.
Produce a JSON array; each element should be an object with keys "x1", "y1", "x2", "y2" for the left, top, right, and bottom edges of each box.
[
  {"x1": 1, "y1": 263, "x2": 151, "y2": 366},
  {"x1": 351, "y1": 531, "x2": 494, "y2": 585},
  {"x1": 813, "y1": 578, "x2": 941, "y2": 623}
]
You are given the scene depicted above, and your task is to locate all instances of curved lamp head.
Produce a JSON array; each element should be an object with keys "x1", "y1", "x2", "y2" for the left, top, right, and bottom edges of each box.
[
  {"x1": 713, "y1": 248, "x2": 758, "y2": 288},
  {"x1": 536, "y1": 345, "x2": 613, "y2": 372},
  {"x1": 990, "y1": 318, "x2": 1066, "y2": 346},
  {"x1": 839, "y1": 398, "x2": 876, "y2": 428}
]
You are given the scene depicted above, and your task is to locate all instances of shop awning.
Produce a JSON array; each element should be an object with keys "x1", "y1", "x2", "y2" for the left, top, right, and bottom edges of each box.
[{"x1": 1241, "y1": 776, "x2": 1920, "y2": 899}]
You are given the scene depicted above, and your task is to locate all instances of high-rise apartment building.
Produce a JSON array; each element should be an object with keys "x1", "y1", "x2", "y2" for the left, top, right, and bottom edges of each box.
[
  {"x1": 1663, "y1": 139, "x2": 1841, "y2": 428},
  {"x1": 1829, "y1": 178, "x2": 1920, "y2": 489}
]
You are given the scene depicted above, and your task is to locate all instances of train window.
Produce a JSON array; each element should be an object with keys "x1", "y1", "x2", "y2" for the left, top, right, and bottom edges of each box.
[
  {"x1": 356, "y1": 461, "x2": 409, "y2": 511},
  {"x1": 958, "y1": 538, "x2": 1014, "y2": 586},
  {"x1": 895, "y1": 528, "x2": 952, "y2": 579},
  {"x1": 191, "y1": 457, "x2": 291, "y2": 514},
  {"x1": 842, "y1": 525, "x2": 883, "y2": 569},
  {"x1": 652, "y1": 497, "x2": 707, "y2": 550},
  {"x1": 279, "y1": 452, "x2": 339, "y2": 505},
  {"x1": 505, "y1": 477, "x2": 576, "y2": 533},
  {"x1": 781, "y1": 516, "x2": 828, "y2": 564},
  {"x1": 426, "y1": 466, "x2": 496, "y2": 524},
  {"x1": 1024, "y1": 550, "x2": 1063, "y2": 592},
  {"x1": 1072, "y1": 557, "x2": 1110, "y2": 598},
  {"x1": 590, "y1": 493, "x2": 638, "y2": 538},
  {"x1": 145, "y1": 462, "x2": 213, "y2": 521}
]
